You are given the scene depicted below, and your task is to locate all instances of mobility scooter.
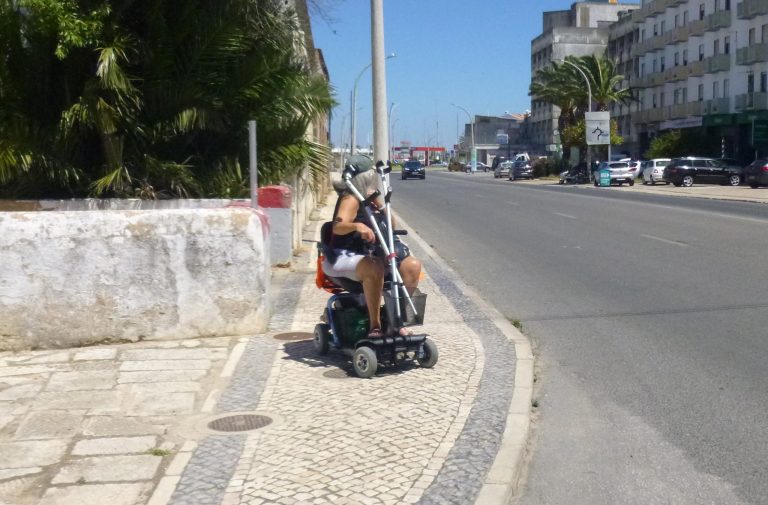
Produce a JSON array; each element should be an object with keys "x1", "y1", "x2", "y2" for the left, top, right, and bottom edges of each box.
[{"x1": 314, "y1": 160, "x2": 438, "y2": 378}]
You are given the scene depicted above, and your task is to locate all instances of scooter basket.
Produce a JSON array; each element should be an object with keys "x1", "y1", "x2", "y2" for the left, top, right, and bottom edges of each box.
[{"x1": 383, "y1": 290, "x2": 427, "y2": 327}]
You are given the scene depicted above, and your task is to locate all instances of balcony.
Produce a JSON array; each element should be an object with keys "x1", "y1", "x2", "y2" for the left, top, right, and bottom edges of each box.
[
  {"x1": 735, "y1": 92, "x2": 768, "y2": 111},
  {"x1": 705, "y1": 53, "x2": 731, "y2": 73},
  {"x1": 689, "y1": 60, "x2": 705, "y2": 77},
  {"x1": 664, "y1": 65, "x2": 691, "y2": 82},
  {"x1": 688, "y1": 19, "x2": 706, "y2": 37},
  {"x1": 704, "y1": 98, "x2": 731, "y2": 115},
  {"x1": 667, "y1": 104, "x2": 689, "y2": 119},
  {"x1": 686, "y1": 101, "x2": 704, "y2": 116},
  {"x1": 736, "y1": 44, "x2": 768, "y2": 65},
  {"x1": 705, "y1": 10, "x2": 732, "y2": 31},
  {"x1": 737, "y1": 0, "x2": 768, "y2": 19}
]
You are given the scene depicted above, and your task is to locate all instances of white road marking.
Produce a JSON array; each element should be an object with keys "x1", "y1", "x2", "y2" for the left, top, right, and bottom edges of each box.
[
  {"x1": 553, "y1": 212, "x2": 577, "y2": 219},
  {"x1": 641, "y1": 234, "x2": 689, "y2": 247}
]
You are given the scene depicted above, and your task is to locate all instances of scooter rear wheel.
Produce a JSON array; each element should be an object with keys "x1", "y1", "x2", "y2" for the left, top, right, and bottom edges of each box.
[
  {"x1": 313, "y1": 323, "x2": 330, "y2": 355},
  {"x1": 417, "y1": 338, "x2": 438, "y2": 368}
]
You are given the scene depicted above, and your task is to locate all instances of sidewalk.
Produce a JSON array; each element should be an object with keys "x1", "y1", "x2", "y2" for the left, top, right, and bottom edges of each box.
[{"x1": 0, "y1": 193, "x2": 533, "y2": 505}]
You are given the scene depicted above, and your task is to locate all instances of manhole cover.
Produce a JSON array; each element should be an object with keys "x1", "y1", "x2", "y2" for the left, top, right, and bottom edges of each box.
[
  {"x1": 207, "y1": 414, "x2": 272, "y2": 432},
  {"x1": 273, "y1": 332, "x2": 312, "y2": 341},
  {"x1": 323, "y1": 369, "x2": 352, "y2": 379}
]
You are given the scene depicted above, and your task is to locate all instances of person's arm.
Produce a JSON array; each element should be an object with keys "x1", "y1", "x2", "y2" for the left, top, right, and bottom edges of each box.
[{"x1": 333, "y1": 195, "x2": 375, "y2": 242}]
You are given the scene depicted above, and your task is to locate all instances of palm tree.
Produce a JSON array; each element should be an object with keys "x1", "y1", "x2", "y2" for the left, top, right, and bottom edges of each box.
[
  {"x1": 580, "y1": 54, "x2": 633, "y2": 111},
  {"x1": 0, "y1": 0, "x2": 334, "y2": 199}
]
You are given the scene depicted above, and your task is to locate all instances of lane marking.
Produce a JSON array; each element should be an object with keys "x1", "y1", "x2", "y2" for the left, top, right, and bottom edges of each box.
[
  {"x1": 553, "y1": 212, "x2": 577, "y2": 219},
  {"x1": 641, "y1": 233, "x2": 689, "y2": 247}
]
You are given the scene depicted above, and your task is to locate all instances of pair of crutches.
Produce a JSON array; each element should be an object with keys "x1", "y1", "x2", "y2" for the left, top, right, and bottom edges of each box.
[{"x1": 342, "y1": 164, "x2": 418, "y2": 330}]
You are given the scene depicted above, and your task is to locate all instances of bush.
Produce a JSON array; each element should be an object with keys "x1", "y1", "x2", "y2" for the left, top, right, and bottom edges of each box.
[
  {"x1": 448, "y1": 161, "x2": 464, "y2": 172},
  {"x1": 532, "y1": 157, "x2": 568, "y2": 178}
]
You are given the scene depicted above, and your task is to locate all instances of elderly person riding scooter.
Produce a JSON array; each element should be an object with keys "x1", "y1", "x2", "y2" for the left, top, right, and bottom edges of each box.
[{"x1": 322, "y1": 155, "x2": 422, "y2": 338}]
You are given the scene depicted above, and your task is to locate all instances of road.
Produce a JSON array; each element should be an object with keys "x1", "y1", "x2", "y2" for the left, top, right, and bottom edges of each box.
[{"x1": 390, "y1": 171, "x2": 768, "y2": 505}]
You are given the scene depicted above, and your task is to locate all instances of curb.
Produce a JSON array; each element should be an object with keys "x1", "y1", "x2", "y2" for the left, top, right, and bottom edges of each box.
[{"x1": 395, "y1": 214, "x2": 534, "y2": 505}]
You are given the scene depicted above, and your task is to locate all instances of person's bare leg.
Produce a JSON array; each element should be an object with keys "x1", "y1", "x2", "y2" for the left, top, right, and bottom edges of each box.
[
  {"x1": 356, "y1": 257, "x2": 385, "y2": 331},
  {"x1": 398, "y1": 256, "x2": 422, "y2": 295}
]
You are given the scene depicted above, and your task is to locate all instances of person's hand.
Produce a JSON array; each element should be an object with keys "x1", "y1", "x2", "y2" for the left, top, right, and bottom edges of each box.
[{"x1": 357, "y1": 223, "x2": 375, "y2": 243}]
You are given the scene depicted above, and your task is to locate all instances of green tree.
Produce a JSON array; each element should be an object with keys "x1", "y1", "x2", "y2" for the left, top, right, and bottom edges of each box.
[
  {"x1": 644, "y1": 129, "x2": 720, "y2": 159},
  {"x1": 0, "y1": 0, "x2": 334, "y2": 199},
  {"x1": 529, "y1": 54, "x2": 632, "y2": 156}
]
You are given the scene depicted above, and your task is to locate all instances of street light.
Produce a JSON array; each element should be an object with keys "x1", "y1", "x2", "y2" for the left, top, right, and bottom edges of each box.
[
  {"x1": 451, "y1": 103, "x2": 475, "y2": 172},
  {"x1": 556, "y1": 58, "x2": 593, "y2": 177},
  {"x1": 350, "y1": 53, "x2": 395, "y2": 156},
  {"x1": 390, "y1": 118, "x2": 400, "y2": 162},
  {"x1": 388, "y1": 101, "x2": 398, "y2": 162}
]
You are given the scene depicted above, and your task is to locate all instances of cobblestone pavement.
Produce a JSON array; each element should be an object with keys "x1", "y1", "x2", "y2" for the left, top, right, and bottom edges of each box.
[{"x1": 0, "y1": 194, "x2": 530, "y2": 505}]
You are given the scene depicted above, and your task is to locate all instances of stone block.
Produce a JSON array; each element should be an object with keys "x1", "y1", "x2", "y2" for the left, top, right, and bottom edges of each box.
[
  {"x1": 38, "y1": 483, "x2": 150, "y2": 505},
  {"x1": 81, "y1": 416, "x2": 164, "y2": 437},
  {"x1": 14, "y1": 411, "x2": 82, "y2": 440},
  {"x1": 52, "y1": 455, "x2": 161, "y2": 484},
  {"x1": 72, "y1": 436, "x2": 157, "y2": 455},
  {"x1": 0, "y1": 440, "x2": 68, "y2": 467},
  {"x1": 46, "y1": 370, "x2": 117, "y2": 391},
  {"x1": 119, "y1": 359, "x2": 211, "y2": 371}
]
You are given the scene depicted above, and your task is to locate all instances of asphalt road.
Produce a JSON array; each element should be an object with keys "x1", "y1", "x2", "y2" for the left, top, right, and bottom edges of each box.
[{"x1": 390, "y1": 171, "x2": 768, "y2": 505}]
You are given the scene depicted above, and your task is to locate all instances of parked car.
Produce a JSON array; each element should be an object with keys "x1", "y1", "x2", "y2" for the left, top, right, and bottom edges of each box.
[
  {"x1": 509, "y1": 160, "x2": 534, "y2": 180},
  {"x1": 662, "y1": 157, "x2": 742, "y2": 187},
  {"x1": 401, "y1": 160, "x2": 425, "y2": 180},
  {"x1": 466, "y1": 162, "x2": 489, "y2": 173},
  {"x1": 743, "y1": 159, "x2": 768, "y2": 188},
  {"x1": 593, "y1": 161, "x2": 635, "y2": 186},
  {"x1": 430, "y1": 160, "x2": 448, "y2": 167},
  {"x1": 559, "y1": 163, "x2": 589, "y2": 184},
  {"x1": 627, "y1": 160, "x2": 642, "y2": 179},
  {"x1": 494, "y1": 161, "x2": 513, "y2": 178},
  {"x1": 641, "y1": 158, "x2": 672, "y2": 185}
]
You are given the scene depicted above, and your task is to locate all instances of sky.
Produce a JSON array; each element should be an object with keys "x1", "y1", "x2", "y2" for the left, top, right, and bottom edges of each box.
[{"x1": 309, "y1": 0, "x2": 588, "y2": 152}]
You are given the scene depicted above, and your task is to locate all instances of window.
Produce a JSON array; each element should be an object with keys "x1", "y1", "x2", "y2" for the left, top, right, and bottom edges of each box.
[
  {"x1": 661, "y1": 56, "x2": 666, "y2": 71},
  {"x1": 653, "y1": 93, "x2": 657, "y2": 107},
  {"x1": 684, "y1": 11, "x2": 689, "y2": 25},
  {"x1": 761, "y1": 72, "x2": 767, "y2": 93},
  {"x1": 725, "y1": 0, "x2": 731, "y2": 10},
  {"x1": 724, "y1": 35, "x2": 730, "y2": 55},
  {"x1": 683, "y1": 49, "x2": 688, "y2": 65},
  {"x1": 674, "y1": 88, "x2": 680, "y2": 104},
  {"x1": 699, "y1": 3, "x2": 705, "y2": 20},
  {"x1": 713, "y1": 81, "x2": 719, "y2": 98},
  {"x1": 641, "y1": 28, "x2": 646, "y2": 41},
  {"x1": 698, "y1": 84, "x2": 704, "y2": 101},
  {"x1": 661, "y1": 20, "x2": 666, "y2": 34},
  {"x1": 724, "y1": 78, "x2": 729, "y2": 98},
  {"x1": 748, "y1": 73, "x2": 755, "y2": 93},
  {"x1": 660, "y1": 92, "x2": 666, "y2": 107},
  {"x1": 699, "y1": 44, "x2": 705, "y2": 61},
  {"x1": 675, "y1": 14, "x2": 679, "y2": 28},
  {"x1": 675, "y1": 52, "x2": 680, "y2": 66},
  {"x1": 749, "y1": 27, "x2": 756, "y2": 45},
  {"x1": 641, "y1": 62, "x2": 646, "y2": 76},
  {"x1": 762, "y1": 24, "x2": 768, "y2": 43},
  {"x1": 653, "y1": 59, "x2": 658, "y2": 72},
  {"x1": 714, "y1": 39, "x2": 720, "y2": 55},
  {"x1": 682, "y1": 88, "x2": 688, "y2": 103},
  {"x1": 653, "y1": 23, "x2": 658, "y2": 36}
]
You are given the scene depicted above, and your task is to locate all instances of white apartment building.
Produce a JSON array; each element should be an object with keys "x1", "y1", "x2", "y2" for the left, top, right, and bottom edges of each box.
[{"x1": 631, "y1": 0, "x2": 768, "y2": 159}]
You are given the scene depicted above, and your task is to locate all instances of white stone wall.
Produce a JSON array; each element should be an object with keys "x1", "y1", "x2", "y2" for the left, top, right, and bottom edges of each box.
[{"x1": 0, "y1": 208, "x2": 270, "y2": 351}]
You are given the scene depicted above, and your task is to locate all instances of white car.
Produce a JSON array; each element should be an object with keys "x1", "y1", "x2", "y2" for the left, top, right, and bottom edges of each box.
[
  {"x1": 641, "y1": 158, "x2": 672, "y2": 185},
  {"x1": 593, "y1": 161, "x2": 635, "y2": 186}
]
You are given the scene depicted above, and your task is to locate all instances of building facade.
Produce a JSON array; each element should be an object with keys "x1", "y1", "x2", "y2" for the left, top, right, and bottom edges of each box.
[
  {"x1": 456, "y1": 114, "x2": 530, "y2": 164},
  {"x1": 530, "y1": 1, "x2": 640, "y2": 153},
  {"x1": 631, "y1": 0, "x2": 768, "y2": 160}
]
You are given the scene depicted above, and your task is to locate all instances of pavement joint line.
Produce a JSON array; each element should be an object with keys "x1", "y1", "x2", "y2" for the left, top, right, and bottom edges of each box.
[
  {"x1": 146, "y1": 476, "x2": 181, "y2": 505},
  {"x1": 395, "y1": 213, "x2": 534, "y2": 505}
]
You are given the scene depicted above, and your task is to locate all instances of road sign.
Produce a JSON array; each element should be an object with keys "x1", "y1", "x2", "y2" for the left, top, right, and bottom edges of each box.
[{"x1": 586, "y1": 111, "x2": 610, "y2": 146}]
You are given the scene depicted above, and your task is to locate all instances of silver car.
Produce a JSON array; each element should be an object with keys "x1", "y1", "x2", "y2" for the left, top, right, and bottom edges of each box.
[
  {"x1": 641, "y1": 158, "x2": 672, "y2": 185},
  {"x1": 494, "y1": 161, "x2": 513, "y2": 178},
  {"x1": 593, "y1": 161, "x2": 635, "y2": 186}
]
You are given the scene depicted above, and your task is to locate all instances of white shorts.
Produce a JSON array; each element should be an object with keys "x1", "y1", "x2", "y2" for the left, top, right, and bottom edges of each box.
[{"x1": 322, "y1": 249, "x2": 366, "y2": 281}]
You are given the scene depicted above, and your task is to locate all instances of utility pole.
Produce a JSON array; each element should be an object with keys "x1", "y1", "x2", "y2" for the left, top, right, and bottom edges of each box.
[{"x1": 371, "y1": 0, "x2": 389, "y2": 164}]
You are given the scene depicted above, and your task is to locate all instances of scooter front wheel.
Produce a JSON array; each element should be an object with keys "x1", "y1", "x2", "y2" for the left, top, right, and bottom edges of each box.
[{"x1": 352, "y1": 346, "x2": 378, "y2": 378}]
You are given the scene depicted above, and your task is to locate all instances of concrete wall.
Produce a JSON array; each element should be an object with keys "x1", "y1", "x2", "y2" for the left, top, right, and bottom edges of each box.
[{"x1": 0, "y1": 208, "x2": 270, "y2": 351}]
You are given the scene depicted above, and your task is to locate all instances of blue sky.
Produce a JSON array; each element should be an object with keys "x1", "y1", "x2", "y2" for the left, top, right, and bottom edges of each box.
[{"x1": 309, "y1": 0, "x2": 583, "y2": 151}]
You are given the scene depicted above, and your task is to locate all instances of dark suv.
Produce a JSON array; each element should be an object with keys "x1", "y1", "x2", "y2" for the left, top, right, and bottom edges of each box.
[
  {"x1": 743, "y1": 159, "x2": 768, "y2": 188},
  {"x1": 663, "y1": 157, "x2": 742, "y2": 187},
  {"x1": 401, "y1": 160, "x2": 425, "y2": 180}
]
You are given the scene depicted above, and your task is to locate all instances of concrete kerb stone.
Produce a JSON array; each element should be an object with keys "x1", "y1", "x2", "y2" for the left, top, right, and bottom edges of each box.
[{"x1": 394, "y1": 214, "x2": 534, "y2": 505}]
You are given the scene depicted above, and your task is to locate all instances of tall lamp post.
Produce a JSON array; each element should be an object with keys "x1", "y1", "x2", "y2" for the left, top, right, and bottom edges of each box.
[
  {"x1": 388, "y1": 101, "x2": 398, "y2": 163},
  {"x1": 350, "y1": 53, "x2": 395, "y2": 156},
  {"x1": 451, "y1": 103, "x2": 475, "y2": 172},
  {"x1": 557, "y1": 58, "x2": 593, "y2": 177}
]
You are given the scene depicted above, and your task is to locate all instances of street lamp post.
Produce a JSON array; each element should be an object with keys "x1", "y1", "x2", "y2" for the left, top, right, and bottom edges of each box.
[
  {"x1": 350, "y1": 53, "x2": 395, "y2": 156},
  {"x1": 558, "y1": 59, "x2": 593, "y2": 177},
  {"x1": 451, "y1": 103, "x2": 475, "y2": 172},
  {"x1": 388, "y1": 102, "x2": 398, "y2": 163}
]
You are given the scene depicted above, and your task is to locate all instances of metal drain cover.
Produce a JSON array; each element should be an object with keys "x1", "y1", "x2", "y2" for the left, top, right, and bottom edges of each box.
[
  {"x1": 273, "y1": 332, "x2": 312, "y2": 341},
  {"x1": 207, "y1": 414, "x2": 272, "y2": 432}
]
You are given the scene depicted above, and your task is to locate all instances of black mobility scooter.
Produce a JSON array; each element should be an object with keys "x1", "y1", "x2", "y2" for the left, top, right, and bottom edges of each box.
[{"x1": 313, "y1": 161, "x2": 438, "y2": 378}]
